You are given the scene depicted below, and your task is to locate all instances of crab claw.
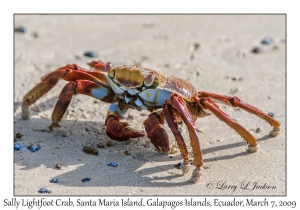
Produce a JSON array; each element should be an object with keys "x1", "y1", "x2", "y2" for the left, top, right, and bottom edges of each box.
[
  {"x1": 105, "y1": 116, "x2": 145, "y2": 141},
  {"x1": 144, "y1": 113, "x2": 170, "y2": 154}
]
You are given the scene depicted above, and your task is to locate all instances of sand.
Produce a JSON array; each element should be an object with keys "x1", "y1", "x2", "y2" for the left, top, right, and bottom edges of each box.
[{"x1": 13, "y1": 15, "x2": 286, "y2": 196}]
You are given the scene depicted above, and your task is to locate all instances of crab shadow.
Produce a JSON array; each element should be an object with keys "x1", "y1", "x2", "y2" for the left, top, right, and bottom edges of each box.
[
  {"x1": 203, "y1": 134, "x2": 272, "y2": 163},
  {"x1": 14, "y1": 109, "x2": 275, "y2": 193},
  {"x1": 14, "y1": 95, "x2": 62, "y2": 113}
]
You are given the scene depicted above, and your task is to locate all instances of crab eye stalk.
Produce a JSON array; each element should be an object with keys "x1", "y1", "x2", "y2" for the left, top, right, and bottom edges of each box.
[
  {"x1": 105, "y1": 62, "x2": 112, "y2": 72},
  {"x1": 144, "y1": 74, "x2": 155, "y2": 86},
  {"x1": 106, "y1": 62, "x2": 115, "y2": 77}
]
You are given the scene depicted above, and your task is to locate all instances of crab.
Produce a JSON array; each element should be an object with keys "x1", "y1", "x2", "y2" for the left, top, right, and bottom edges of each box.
[{"x1": 21, "y1": 60, "x2": 281, "y2": 183}]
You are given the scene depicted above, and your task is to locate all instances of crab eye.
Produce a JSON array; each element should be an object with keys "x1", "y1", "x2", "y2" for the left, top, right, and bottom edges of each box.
[
  {"x1": 105, "y1": 62, "x2": 112, "y2": 72},
  {"x1": 144, "y1": 74, "x2": 155, "y2": 86}
]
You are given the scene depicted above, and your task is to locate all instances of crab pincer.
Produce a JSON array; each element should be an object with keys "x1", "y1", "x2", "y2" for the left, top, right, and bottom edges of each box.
[{"x1": 144, "y1": 112, "x2": 170, "y2": 154}]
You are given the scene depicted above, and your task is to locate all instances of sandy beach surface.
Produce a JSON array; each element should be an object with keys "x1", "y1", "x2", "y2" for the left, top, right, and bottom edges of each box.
[{"x1": 13, "y1": 15, "x2": 286, "y2": 196}]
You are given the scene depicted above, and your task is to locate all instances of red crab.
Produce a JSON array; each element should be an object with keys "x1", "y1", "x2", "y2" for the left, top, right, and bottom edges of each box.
[{"x1": 22, "y1": 60, "x2": 281, "y2": 183}]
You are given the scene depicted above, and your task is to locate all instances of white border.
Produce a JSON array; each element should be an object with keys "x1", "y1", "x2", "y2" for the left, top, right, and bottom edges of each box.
[{"x1": 2, "y1": 0, "x2": 299, "y2": 209}]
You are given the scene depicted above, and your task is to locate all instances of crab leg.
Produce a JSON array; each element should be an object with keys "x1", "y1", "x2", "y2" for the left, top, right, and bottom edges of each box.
[
  {"x1": 49, "y1": 80, "x2": 115, "y2": 129},
  {"x1": 196, "y1": 97, "x2": 259, "y2": 151},
  {"x1": 22, "y1": 64, "x2": 110, "y2": 119},
  {"x1": 143, "y1": 111, "x2": 170, "y2": 153},
  {"x1": 105, "y1": 103, "x2": 145, "y2": 141},
  {"x1": 165, "y1": 94, "x2": 204, "y2": 183},
  {"x1": 198, "y1": 91, "x2": 281, "y2": 136},
  {"x1": 163, "y1": 104, "x2": 190, "y2": 172}
]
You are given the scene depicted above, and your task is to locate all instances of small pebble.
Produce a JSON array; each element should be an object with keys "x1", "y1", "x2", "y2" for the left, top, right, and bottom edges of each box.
[
  {"x1": 82, "y1": 146, "x2": 98, "y2": 155},
  {"x1": 107, "y1": 162, "x2": 118, "y2": 167},
  {"x1": 15, "y1": 133, "x2": 23, "y2": 139},
  {"x1": 55, "y1": 163, "x2": 62, "y2": 169},
  {"x1": 174, "y1": 162, "x2": 183, "y2": 169},
  {"x1": 15, "y1": 27, "x2": 26, "y2": 33},
  {"x1": 106, "y1": 141, "x2": 113, "y2": 147},
  {"x1": 82, "y1": 177, "x2": 91, "y2": 182},
  {"x1": 84, "y1": 51, "x2": 97, "y2": 58},
  {"x1": 124, "y1": 150, "x2": 130, "y2": 155},
  {"x1": 268, "y1": 112, "x2": 275, "y2": 117},
  {"x1": 32, "y1": 32, "x2": 39, "y2": 38},
  {"x1": 14, "y1": 143, "x2": 25, "y2": 151},
  {"x1": 261, "y1": 37, "x2": 273, "y2": 45},
  {"x1": 49, "y1": 178, "x2": 59, "y2": 183},
  {"x1": 97, "y1": 143, "x2": 105, "y2": 148},
  {"x1": 38, "y1": 188, "x2": 51, "y2": 193},
  {"x1": 27, "y1": 145, "x2": 40, "y2": 152},
  {"x1": 251, "y1": 47, "x2": 262, "y2": 53},
  {"x1": 193, "y1": 42, "x2": 200, "y2": 50},
  {"x1": 255, "y1": 127, "x2": 261, "y2": 133},
  {"x1": 231, "y1": 76, "x2": 242, "y2": 81}
]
